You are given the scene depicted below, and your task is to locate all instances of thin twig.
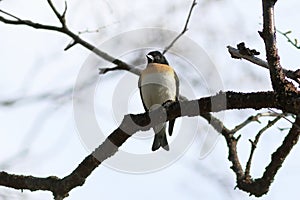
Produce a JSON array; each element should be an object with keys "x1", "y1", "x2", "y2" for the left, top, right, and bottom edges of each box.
[
  {"x1": 78, "y1": 22, "x2": 119, "y2": 35},
  {"x1": 162, "y1": 0, "x2": 197, "y2": 54},
  {"x1": 0, "y1": 9, "x2": 22, "y2": 20},
  {"x1": 231, "y1": 112, "x2": 279, "y2": 133},
  {"x1": 0, "y1": 5, "x2": 135, "y2": 75},
  {"x1": 62, "y1": 1, "x2": 68, "y2": 19},
  {"x1": 268, "y1": 108, "x2": 298, "y2": 128},
  {"x1": 0, "y1": 13, "x2": 62, "y2": 31},
  {"x1": 0, "y1": 0, "x2": 197, "y2": 77},
  {"x1": 277, "y1": 29, "x2": 300, "y2": 49},
  {"x1": 244, "y1": 115, "x2": 283, "y2": 177},
  {"x1": 47, "y1": 0, "x2": 66, "y2": 25}
]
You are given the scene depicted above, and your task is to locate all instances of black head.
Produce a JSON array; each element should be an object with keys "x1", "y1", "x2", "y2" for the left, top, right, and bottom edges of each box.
[{"x1": 146, "y1": 51, "x2": 169, "y2": 65}]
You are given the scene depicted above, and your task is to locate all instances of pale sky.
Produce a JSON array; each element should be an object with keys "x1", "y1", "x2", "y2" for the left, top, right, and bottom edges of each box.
[{"x1": 1, "y1": 0, "x2": 300, "y2": 199}]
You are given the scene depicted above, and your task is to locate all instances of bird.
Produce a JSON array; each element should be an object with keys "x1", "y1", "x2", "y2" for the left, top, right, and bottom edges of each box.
[{"x1": 138, "y1": 51, "x2": 179, "y2": 151}]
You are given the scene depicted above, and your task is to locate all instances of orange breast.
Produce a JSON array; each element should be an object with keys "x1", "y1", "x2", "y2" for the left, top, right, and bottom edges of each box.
[{"x1": 142, "y1": 63, "x2": 174, "y2": 75}]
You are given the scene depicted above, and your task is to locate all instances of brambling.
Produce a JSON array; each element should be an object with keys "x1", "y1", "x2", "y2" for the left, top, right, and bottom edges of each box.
[{"x1": 138, "y1": 51, "x2": 179, "y2": 151}]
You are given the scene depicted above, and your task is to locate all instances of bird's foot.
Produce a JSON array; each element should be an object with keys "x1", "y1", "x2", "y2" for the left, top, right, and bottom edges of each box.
[{"x1": 162, "y1": 100, "x2": 174, "y2": 107}]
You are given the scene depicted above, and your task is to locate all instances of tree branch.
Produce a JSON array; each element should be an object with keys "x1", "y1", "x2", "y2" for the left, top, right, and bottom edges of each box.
[
  {"x1": 0, "y1": 6, "x2": 135, "y2": 75},
  {"x1": 100, "y1": 0, "x2": 197, "y2": 72},
  {"x1": 1, "y1": 1, "x2": 300, "y2": 199},
  {"x1": 244, "y1": 115, "x2": 283, "y2": 177},
  {"x1": 231, "y1": 112, "x2": 282, "y2": 133},
  {"x1": 259, "y1": 115, "x2": 300, "y2": 192},
  {"x1": 0, "y1": 90, "x2": 293, "y2": 198},
  {"x1": 0, "y1": 0, "x2": 198, "y2": 77},
  {"x1": 162, "y1": 0, "x2": 197, "y2": 54},
  {"x1": 0, "y1": 88, "x2": 299, "y2": 198},
  {"x1": 0, "y1": 9, "x2": 62, "y2": 32},
  {"x1": 261, "y1": 0, "x2": 297, "y2": 96},
  {"x1": 227, "y1": 45, "x2": 300, "y2": 85},
  {"x1": 201, "y1": 113, "x2": 245, "y2": 178},
  {"x1": 201, "y1": 101, "x2": 300, "y2": 197},
  {"x1": 47, "y1": 0, "x2": 66, "y2": 25},
  {"x1": 235, "y1": 115, "x2": 300, "y2": 197}
]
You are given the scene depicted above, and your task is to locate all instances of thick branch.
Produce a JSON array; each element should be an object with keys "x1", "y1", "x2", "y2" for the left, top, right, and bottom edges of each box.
[
  {"x1": 261, "y1": 0, "x2": 297, "y2": 95},
  {"x1": 0, "y1": 91, "x2": 300, "y2": 198},
  {"x1": 0, "y1": 172, "x2": 59, "y2": 192},
  {"x1": 0, "y1": 91, "x2": 290, "y2": 198},
  {"x1": 258, "y1": 116, "x2": 300, "y2": 192}
]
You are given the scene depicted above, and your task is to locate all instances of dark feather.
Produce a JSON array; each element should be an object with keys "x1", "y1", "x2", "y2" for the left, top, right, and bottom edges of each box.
[
  {"x1": 138, "y1": 75, "x2": 147, "y2": 111},
  {"x1": 152, "y1": 126, "x2": 169, "y2": 151},
  {"x1": 168, "y1": 71, "x2": 179, "y2": 136}
]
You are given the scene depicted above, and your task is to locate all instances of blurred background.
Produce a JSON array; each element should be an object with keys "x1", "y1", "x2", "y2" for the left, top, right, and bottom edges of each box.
[{"x1": 1, "y1": 0, "x2": 300, "y2": 199}]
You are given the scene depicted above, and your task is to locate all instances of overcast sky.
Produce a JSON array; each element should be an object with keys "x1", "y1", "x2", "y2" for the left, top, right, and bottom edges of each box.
[{"x1": 1, "y1": 0, "x2": 300, "y2": 199}]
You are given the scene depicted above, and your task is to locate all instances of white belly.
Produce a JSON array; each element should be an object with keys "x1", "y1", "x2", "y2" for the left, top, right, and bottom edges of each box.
[{"x1": 140, "y1": 72, "x2": 176, "y2": 110}]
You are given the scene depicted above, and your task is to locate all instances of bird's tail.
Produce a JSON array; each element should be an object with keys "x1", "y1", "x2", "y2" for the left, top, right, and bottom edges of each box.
[{"x1": 152, "y1": 123, "x2": 169, "y2": 151}]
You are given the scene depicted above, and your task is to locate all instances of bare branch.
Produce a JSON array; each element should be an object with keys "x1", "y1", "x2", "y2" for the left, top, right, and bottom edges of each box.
[
  {"x1": 227, "y1": 45, "x2": 269, "y2": 69},
  {"x1": 261, "y1": 0, "x2": 297, "y2": 94},
  {"x1": 268, "y1": 108, "x2": 296, "y2": 125},
  {"x1": 0, "y1": 91, "x2": 290, "y2": 198},
  {"x1": 77, "y1": 22, "x2": 119, "y2": 35},
  {"x1": 253, "y1": 115, "x2": 300, "y2": 196},
  {"x1": 201, "y1": 108, "x2": 300, "y2": 197},
  {"x1": 47, "y1": 0, "x2": 66, "y2": 25},
  {"x1": 201, "y1": 111, "x2": 285, "y2": 185},
  {"x1": 99, "y1": 66, "x2": 132, "y2": 74},
  {"x1": 0, "y1": 87, "x2": 299, "y2": 198},
  {"x1": 1, "y1": 1, "x2": 197, "y2": 77},
  {"x1": 64, "y1": 40, "x2": 77, "y2": 51},
  {"x1": 0, "y1": 8, "x2": 134, "y2": 75},
  {"x1": 0, "y1": 88, "x2": 72, "y2": 106},
  {"x1": 201, "y1": 113, "x2": 244, "y2": 178},
  {"x1": 231, "y1": 112, "x2": 280, "y2": 134},
  {"x1": 227, "y1": 45, "x2": 300, "y2": 85},
  {"x1": 0, "y1": 10, "x2": 62, "y2": 31},
  {"x1": 62, "y1": 1, "x2": 68, "y2": 19},
  {"x1": 1, "y1": 1, "x2": 300, "y2": 199},
  {"x1": 244, "y1": 115, "x2": 283, "y2": 177},
  {"x1": 162, "y1": 0, "x2": 197, "y2": 54},
  {"x1": 0, "y1": 9, "x2": 22, "y2": 20}
]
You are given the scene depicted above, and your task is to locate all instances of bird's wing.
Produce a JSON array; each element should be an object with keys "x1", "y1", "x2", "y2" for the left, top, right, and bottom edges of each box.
[
  {"x1": 138, "y1": 74, "x2": 148, "y2": 111},
  {"x1": 174, "y1": 71, "x2": 180, "y2": 100},
  {"x1": 168, "y1": 70, "x2": 179, "y2": 136}
]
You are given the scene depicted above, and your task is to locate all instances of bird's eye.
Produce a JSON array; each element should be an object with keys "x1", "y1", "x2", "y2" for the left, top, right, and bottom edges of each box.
[{"x1": 146, "y1": 54, "x2": 154, "y2": 61}]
